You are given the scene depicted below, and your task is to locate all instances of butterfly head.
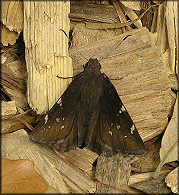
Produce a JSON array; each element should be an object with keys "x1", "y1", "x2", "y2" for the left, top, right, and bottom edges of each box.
[{"x1": 83, "y1": 58, "x2": 101, "y2": 72}]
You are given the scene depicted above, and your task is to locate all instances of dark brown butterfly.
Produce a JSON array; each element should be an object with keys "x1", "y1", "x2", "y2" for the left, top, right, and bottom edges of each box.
[{"x1": 29, "y1": 58, "x2": 146, "y2": 156}]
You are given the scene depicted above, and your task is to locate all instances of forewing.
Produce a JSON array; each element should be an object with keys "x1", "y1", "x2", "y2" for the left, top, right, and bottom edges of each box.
[
  {"x1": 97, "y1": 74, "x2": 146, "y2": 155},
  {"x1": 29, "y1": 72, "x2": 85, "y2": 151}
]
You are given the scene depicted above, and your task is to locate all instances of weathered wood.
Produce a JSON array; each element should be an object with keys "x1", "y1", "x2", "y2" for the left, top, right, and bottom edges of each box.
[
  {"x1": 84, "y1": 5, "x2": 156, "y2": 30},
  {"x1": 1, "y1": 101, "x2": 17, "y2": 116},
  {"x1": 129, "y1": 170, "x2": 170, "y2": 185},
  {"x1": 56, "y1": 148, "x2": 98, "y2": 173},
  {"x1": 1, "y1": 23, "x2": 20, "y2": 46},
  {"x1": 70, "y1": 1, "x2": 119, "y2": 24},
  {"x1": 1, "y1": 58, "x2": 27, "y2": 109},
  {"x1": 165, "y1": 1, "x2": 178, "y2": 74},
  {"x1": 131, "y1": 136, "x2": 161, "y2": 173},
  {"x1": 156, "y1": 2, "x2": 168, "y2": 54},
  {"x1": 95, "y1": 154, "x2": 131, "y2": 193},
  {"x1": 120, "y1": 0, "x2": 141, "y2": 11},
  {"x1": 69, "y1": 27, "x2": 177, "y2": 142},
  {"x1": 1, "y1": 1, "x2": 23, "y2": 46},
  {"x1": 24, "y1": 1, "x2": 72, "y2": 114},
  {"x1": 119, "y1": 1, "x2": 142, "y2": 29},
  {"x1": 72, "y1": 23, "x2": 122, "y2": 47},
  {"x1": 165, "y1": 167, "x2": 178, "y2": 194},
  {"x1": 1, "y1": 1, "x2": 23, "y2": 33},
  {"x1": 139, "y1": 1, "x2": 152, "y2": 30},
  {"x1": 2, "y1": 130, "x2": 97, "y2": 193},
  {"x1": 1, "y1": 110, "x2": 36, "y2": 134},
  {"x1": 129, "y1": 171, "x2": 172, "y2": 194}
]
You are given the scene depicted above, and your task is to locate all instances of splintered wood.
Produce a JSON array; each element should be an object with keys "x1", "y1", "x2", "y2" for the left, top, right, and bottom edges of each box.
[
  {"x1": 95, "y1": 155, "x2": 131, "y2": 193},
  {"x1": 1, "y1": 54, "x2": 27, "y2": 109},
  {"x1": 2, "y1": 130, "x2": 97, "y2": 193},
  {"x1": 1, "y1": 1, "x2": 178, "y2": 194},
  {"x1": 1, "y1": 1, "x2": 23, "y2": 46},
  {"x1": 69, "y1": 27, "x2": 177, "y2": 142},
  {"x1": 23, "y1": 1, "x2": 72, "y2": 114},
  {"x1": 151, "y1": 1, "x2": 178, "y2": 74}
]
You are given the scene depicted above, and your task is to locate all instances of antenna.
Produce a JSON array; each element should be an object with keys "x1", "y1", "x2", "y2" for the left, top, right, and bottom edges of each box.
[
  {"x1": 59, "y1": 29, "x2": 88, "y2": 61},
  {"x1": 99, "y1": 35, "x2": 131, "y2": 62}
]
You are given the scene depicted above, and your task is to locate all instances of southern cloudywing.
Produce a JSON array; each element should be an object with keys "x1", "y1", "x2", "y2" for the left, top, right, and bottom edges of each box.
[{"x1": 29, "y1": 58, "x2": 146, "y2": 156}]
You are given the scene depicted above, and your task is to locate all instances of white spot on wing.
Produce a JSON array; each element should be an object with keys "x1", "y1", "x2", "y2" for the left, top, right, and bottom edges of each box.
[
  {"x1": 56, "y1": 118, "x2": 60, "y2": 122},
  {"x1": 48, "y1": 126, "x2": 51, "y2": 128},
  {"x1": 117, "y1": 125, "x2": 120, "y2": 129},
  {"x1": 45, "y1": 114, "x2": 48, "y2": 124},
  {"x1": 119, "y1": 105, "x2": 126, "y2": 113},
  {"x1": 124, "y1": 135, "x2": 127, "y2": 138},
  {"x1": 121, "y1": 105, "x2": 126, "y2": 111},
  {"x1": 57, "y1": 98, "x2": 62, "y2": 105},
  {"x1": 63, "y1": 117, "x2": 65, "y2": 120},
  {"x1": 110, "y1": 123, "x2": 113, "y2": 126},
  {"x1": 109, "y1": 131, "x2": 113, "y2": 136},
  {"x1": 130, "y1": 125, "x2": 135, "y2": 134},
  {"x1": 61, "y1": 125, "x2": 64, "y2": 129}
]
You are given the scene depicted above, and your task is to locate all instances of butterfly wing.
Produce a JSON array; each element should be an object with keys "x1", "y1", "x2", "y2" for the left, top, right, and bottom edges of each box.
[
  {"x1": 86, "y1": 73, "x2": 146, "y2": 156},
  {"x1": 29, "y1": 72, "x2": 85, "y2": 152}
]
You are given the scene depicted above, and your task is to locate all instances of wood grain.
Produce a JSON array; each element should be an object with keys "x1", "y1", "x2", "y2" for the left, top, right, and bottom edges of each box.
[{"x1": 23, "y1": 1, "x2": 72, "y2": 114}]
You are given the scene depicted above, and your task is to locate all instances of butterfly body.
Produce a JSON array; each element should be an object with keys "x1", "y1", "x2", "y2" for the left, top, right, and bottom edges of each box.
[{"x1": 29, "y1": 58, "x2": 146, "y2": 156}]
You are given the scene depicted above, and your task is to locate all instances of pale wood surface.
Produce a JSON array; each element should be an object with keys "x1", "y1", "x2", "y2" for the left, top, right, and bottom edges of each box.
[
  {"x1": 165, "y1": 167, "x2": 178, "y2": 194},
  {"x1": 1, "y1": 101, "x2": 17, "y2": 116},
  {"x1": 23, "y1": 1, "x2": 72, "y2": 114}
]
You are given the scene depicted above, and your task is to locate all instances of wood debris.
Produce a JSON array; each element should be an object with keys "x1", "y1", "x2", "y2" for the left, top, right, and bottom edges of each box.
[
  {"x1": 1, "y1": 1, "x2": 23, "y2": 46},
  {"x1": 165, "y1": 166, "x2": 179, "y2": 194},
  {"x1": 1, "y1": 0, "x2": 178, "y2": 194}
]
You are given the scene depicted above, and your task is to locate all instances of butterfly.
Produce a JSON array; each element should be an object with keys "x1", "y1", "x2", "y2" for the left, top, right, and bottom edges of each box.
[{"x1": 29, "y1": 58, "x2": 146, "y2": 156}]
